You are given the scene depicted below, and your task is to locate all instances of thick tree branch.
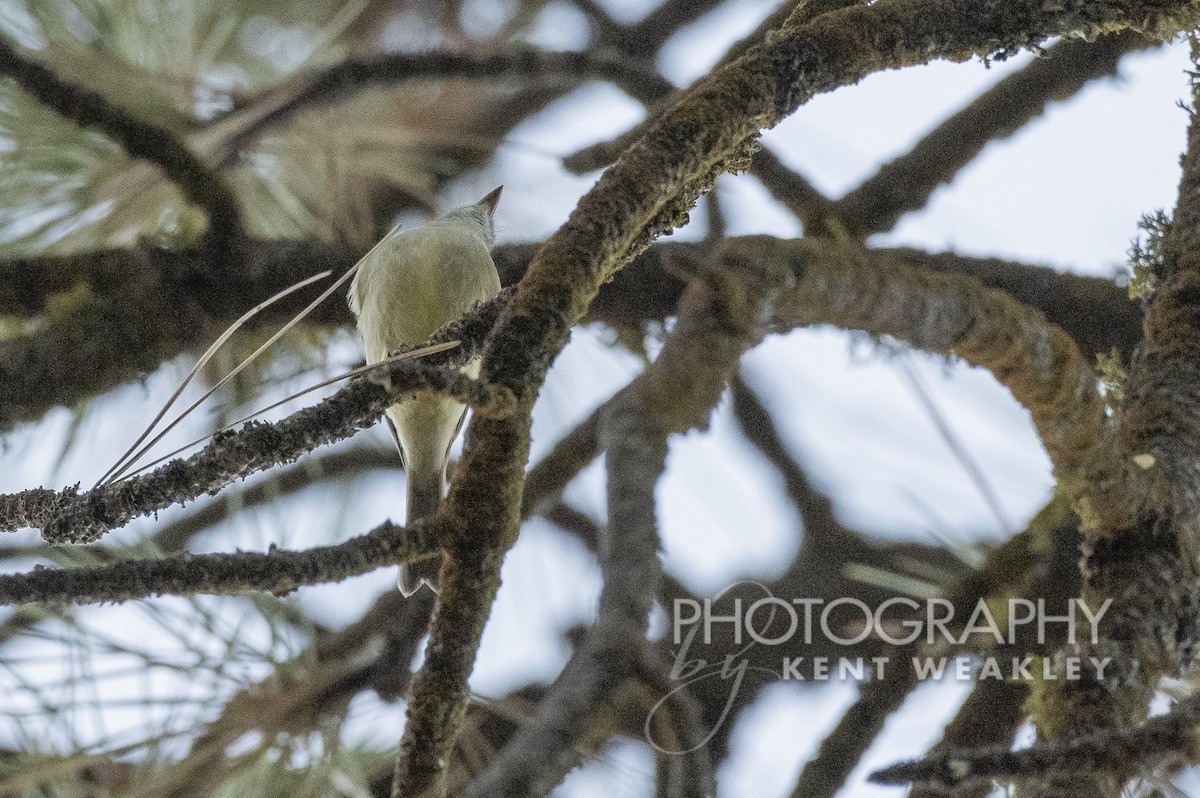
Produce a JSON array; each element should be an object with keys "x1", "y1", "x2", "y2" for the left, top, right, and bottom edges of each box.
[
  {"x1": 760, "y1": 237, "x2": 1109, "y2": 476},
  {"x1": 413, "y1": 0, "x2": 1175, "y2": 758},
  {"x1": 561, "y1": 0, "x2": 862, "y2": 174},
  {"x1": 462, "y1": 230, "x2": 791, "y2": 798},
  {"x1": 0, "y1": 237, "x2": 1138, "y2": 434},
  {"x1": 1016, "y1": 42, "x2": 1200, "y2": 798},
  {"x1": 461, "y1": 401, "x2": 669, "y2": 798}
]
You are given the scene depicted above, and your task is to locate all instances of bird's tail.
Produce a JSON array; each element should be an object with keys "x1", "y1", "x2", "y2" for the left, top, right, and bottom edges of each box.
[{"x1": 399, "y1": 463, "x2": 444, "y2": 597}]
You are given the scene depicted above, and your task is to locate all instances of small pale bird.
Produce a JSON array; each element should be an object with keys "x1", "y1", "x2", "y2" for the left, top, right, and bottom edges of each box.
[{"x1": 348, "y1": 187, "x2": 503, "y2": 596}]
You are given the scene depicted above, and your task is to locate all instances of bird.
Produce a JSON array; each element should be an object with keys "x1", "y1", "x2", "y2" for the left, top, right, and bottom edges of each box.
[{"x1": 348, "y1": 187, "x2": 503, "y2": 595}]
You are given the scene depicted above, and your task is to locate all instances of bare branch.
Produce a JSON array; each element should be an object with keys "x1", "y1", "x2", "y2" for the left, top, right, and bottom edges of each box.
[
  {"x1": 207, "y1": 48, "x2": 673, "y2": 164},
  {"x1": 749, "y1": 146, "x2": 841, "y2": 235},
  {"x1": 520, "y1": 395, "x2": 607, "y2": 518},
  {"x1": 871, "y1": 692, "x2": 1200, "y2": 792},
  {"x1": 460, "y1": 401, "x2": 669, "y2": 798},
  {"x1": 790, "y1": 668, "x2": 923, "y2": 798},
  {"x1": 906, "y1": 681, "x2": 1031, "y2": 798},
  {"x1": 834, "y1": 30, "x2": 1157, "y2": 237},
  {"x1": 729, "y1": 371, "x2": 851, "y2": 548}
]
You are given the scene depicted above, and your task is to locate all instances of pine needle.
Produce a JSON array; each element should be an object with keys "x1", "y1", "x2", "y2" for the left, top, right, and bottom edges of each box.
[
  {"x1": 112, "y1": 341, "x2": 460, "y2": 483},
  {"x1": 95, "y1": 269, "x2": 334, "y2": 487}
]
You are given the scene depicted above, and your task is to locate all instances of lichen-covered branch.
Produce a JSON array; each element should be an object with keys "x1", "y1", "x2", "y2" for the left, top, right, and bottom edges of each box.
[
  {"x1": 906, "y1": 680, "x2": 1030, "y2": 798},
  {"x1": 760, "y1": 237, "x2": 1109, "y2": 476},
  {"x1": 390, "y1": 5, "x2": 1191, "y2": 794},
  {"x1": 0, "y1": 354, "x2": 510, "y2": 543},
  {"x1": 0, "y1": 517, "x2": 440, "y2": 605},
  {"x1": 460, "y1": 400, "x2": 669, "y2": 798},
  {"x1": 0, "y1": 237, "x2": 1137, "y2": 433},
  {"x1": 561, "y1": 0, "x2": 862, "y2": 174},
  {"x1": 1011, "y1": 42, "x2": 1200, "y2": 798},
  {"x1": 795, "y1": 495, "x2": 1078, "y2": 798},
  {"x1": 460, "y1": 234, "x2": 791, "y2": 798}
]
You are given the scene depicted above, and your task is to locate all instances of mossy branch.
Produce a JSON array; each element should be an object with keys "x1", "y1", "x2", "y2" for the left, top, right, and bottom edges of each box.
[
  {"x1": 0, "y1": 352, "x2": 510, "y2": 543},
  {"x1": 393, "y1": 5, "x2": 1185, "y2": 788},
  {"x1": 0, "y1": 517, "x2": 441, "y2": 605}
]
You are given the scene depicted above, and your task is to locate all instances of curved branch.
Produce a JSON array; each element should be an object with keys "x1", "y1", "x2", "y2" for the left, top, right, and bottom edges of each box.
[
  {"x1": 764, "y1": 237, "x2": 1108, "y2": 475},
  {"x1": 393, "y1": 4, "x2": 1184, "y2": 791},
  {"x1": 833, "y1": 30, "x2": 1156, "y2": 237},
  {"x1": 207, "y1": 48, "x2": 673, "y2": 163}
]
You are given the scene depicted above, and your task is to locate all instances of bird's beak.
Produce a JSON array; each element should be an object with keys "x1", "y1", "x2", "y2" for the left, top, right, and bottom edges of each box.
[{"x1": 479, "y1": 185, "x2": 503, "y2": 215}]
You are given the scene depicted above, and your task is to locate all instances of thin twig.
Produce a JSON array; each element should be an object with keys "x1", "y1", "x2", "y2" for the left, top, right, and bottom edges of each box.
[
  {"x1": 833, "y1": 30, "x2": 1156, "y2": 237},
  {"x1": 0, "y1": 35, "x2": 245, "y2": 254},
  {"x1": 207, "y1": 48, "x2": 673, "y2": 164},
  {"x1": 871, "y1": 692, "x2": 1200, "y2": 791},
  {"x1": 729, "y1": 371, "x2": 851, "y2": 548}
]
